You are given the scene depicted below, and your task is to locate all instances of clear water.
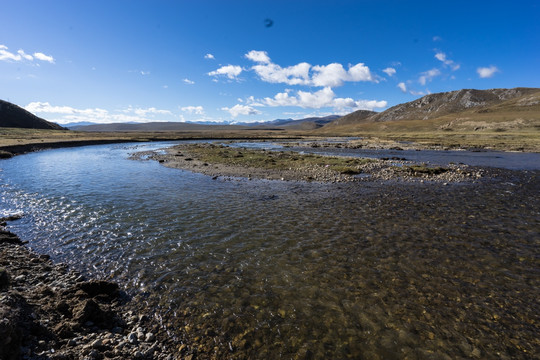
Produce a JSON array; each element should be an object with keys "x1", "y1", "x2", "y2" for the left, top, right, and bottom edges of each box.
[{"x1": 1, "y1": 142, "x2": 539, "y2": 359}]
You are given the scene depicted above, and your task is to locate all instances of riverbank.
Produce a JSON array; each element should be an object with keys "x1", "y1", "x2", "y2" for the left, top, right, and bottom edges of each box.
[
  {"x1": 136, "y1": 142, "x2": 486, "y2": 184},
  {"x1": 0, "y1": 217, "x2": 179, "y2": 360}
]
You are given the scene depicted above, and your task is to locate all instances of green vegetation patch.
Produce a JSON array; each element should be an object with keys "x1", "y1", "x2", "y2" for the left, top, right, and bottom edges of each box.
[
  {"x1": 180, "y1": 143, "x2": 373, "y2": 174},
  {"x1": 406, "y1": 165, "x2": 449, "y2": 176}
]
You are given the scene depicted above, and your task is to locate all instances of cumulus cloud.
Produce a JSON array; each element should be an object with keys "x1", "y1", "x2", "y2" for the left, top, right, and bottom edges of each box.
[
  {"x1": 397, "y1": 82, "x2": 407, "y2": 93},
  {"x1": 181, "y1": 106, "x2": 205, "y2": 115},
  {"x1": 204, "y1": 53, "x2": 215, "y2": 59},
  {"x1": 252, "y1": 61, "x2": 311, "y2": 85},
  {"x1": 477, "y1": 66, "x2": 499, "y2": 78},
  {"x1": 221, "y1": 104, "x2": 261, "y2": 118},
  {"x1": 25, "y1": 102, "x2": 175, "y2": 124},
  {"x1": 244, "y1": 50, "x2": 374, "y2": 87},
  {"x1": 208, "y1": 65, "x2": 243, "y2": 79},
  {"x1": 434, "y1": 51, "x2": 459, "y2": 70},
  {"x1": 418, "y1": 68, "x2": 441, "y2": 85},
  {"x1": 245, "y1": 50, "x2": 271, "y2": 64},
  {"x1": 183, "y1": 78, "x2": 195, "y2": 84},
  {"x1": 0, "y1": 45, "x2": 54, "y2": 63},
  {"x1": 260, "y1": 87, "x2": 386, "y2": 111},
  {"x1": 382, "y1": 67, "x2": 396, "y2": 76}
]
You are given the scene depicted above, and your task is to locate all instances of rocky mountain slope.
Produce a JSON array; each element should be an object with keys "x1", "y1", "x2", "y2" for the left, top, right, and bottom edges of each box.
[
  {"x1": 0, "y1": 100, "x2": 64, "y2": 130},
  {"x1": 325, "y1": 88, "x2": 540, "y2": 131}
]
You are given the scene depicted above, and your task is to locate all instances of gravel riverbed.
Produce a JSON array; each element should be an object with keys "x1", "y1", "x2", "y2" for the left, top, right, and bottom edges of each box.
[{"x1": 1, "y1": 217, "x2": 179, "y2": 360}]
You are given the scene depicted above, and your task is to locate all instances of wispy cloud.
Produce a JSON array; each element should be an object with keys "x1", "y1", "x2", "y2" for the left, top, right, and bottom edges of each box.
[
  {"x1": 477, "y1": 65, "x2": 499, "y2": 78},
  {"x1": 208, "y1": 65, "x2": 243, "y2": 80},
  {"x1": 183, "y1": 78, "x2": 195, "y2": 84},
  {"x1": 397, "y1": 82, "x2": 407, "y2": 93},
  {"x1": 204, "y1": 53, "x2": 215, "y2": 60},
  {"x1": 33, "y1": 52, "x2": 55, "y2": 63},
  {"x1": 418, "y1": 68, "x2": 441, "y2": 85},
  {"x1": 434, "y1": 51, "x2": 460, "y2": 70},
  {"x1": 382, "y1": 67, "x2": 396, "y2": 77},
  {"x1": 0, "y1": 45, "x2": 54, "y2": 63},
  {"x1": 181, "y1": 106, "x2": 205, "y2": 115},
  {"x1": 221, "y1": 104, "x2": 261, "y2": 118}
]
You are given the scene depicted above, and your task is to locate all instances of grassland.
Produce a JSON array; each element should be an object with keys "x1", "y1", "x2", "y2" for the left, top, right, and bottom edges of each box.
[
  {"x1": 178, "y1": 143, "x2": 374, "y2": 174},
  {"x1": 0, "y1": 116, "x2": 539, "y2": 157}
]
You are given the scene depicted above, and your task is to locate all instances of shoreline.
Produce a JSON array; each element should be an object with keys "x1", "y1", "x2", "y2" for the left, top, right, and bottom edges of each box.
[{"x1": 0, "y1": 217, "x2": 178, "y2": 360}]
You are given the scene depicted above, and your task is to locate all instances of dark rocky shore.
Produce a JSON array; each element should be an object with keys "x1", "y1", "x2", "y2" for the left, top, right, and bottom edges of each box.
[{"x1": 0, "y1": 217, "x2": 178, "y2": 360}]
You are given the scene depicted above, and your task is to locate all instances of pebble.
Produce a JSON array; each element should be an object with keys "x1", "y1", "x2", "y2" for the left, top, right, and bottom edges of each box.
[
  {"x1": 127, "y1": 332, "x2": 138, "y2": 344},
  {"x1": 145, "y1": 332, "x2": 156, "y2": 342}
]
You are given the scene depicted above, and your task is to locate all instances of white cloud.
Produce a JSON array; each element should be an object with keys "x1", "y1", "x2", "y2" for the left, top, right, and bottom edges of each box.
[
  {"x1": 221, "y1": 104, "x2": 261, "y2": 118},
  {"x1": 261, "y1": 87, "x2": 386, "y2": 111},
  {"x1": 0, "y1": 46, "x2": 22, "y2": 61},
  {"x1": 208, "y1": 65, "x2": 243, "y2": 79},
  {"x1": 347, "y1": 63, "x2": 374, "y2": 82},
  {"x1": 124, "y1": 107, "x2": 172, "y2": 116},
  {"x1": 33, "y1": 52, "x2": 55, "y2": 63},
  {"x1": 17, "y1": 50, "x2": 33, "y2": 61},
  {"x1": 418, "y1": 68, "x2": 441, "y2": 85},
  {"x1": 181, "y1": 106, "x2": 205, "y2": 115},
  {"x1": 245, "y1": 50, "x2": 271, "y2": 64},
  {"x1": 477, "y1": 66, "x2": 499, "y2": 78},
  {"x1": 252, "y1": 62, "x2": 311, "y2": 85},
  {"x1": 311, "y1": 63, "x2": 349, "y2": 87},
  {"x1": 245, "y1": 50, "x2": 374, "y2": 88},
  {"x1": 204, "y1": 53, "x2": 215, "y2": 59},
  {"x1": 140, "y1": 70, "x2": 150, "y2": 75},
  {"x1": 0, "y1": 45, "x2": 52, "y2": 63},
  {"x1": 183, "y1": 78, "x2": 195, "y2": 84},
  {"x1": 434, "y1": 51, "x2": 459, "y2": 71},
  {"x1": 382, "y1": 67, "x2": 396, "y2": 76},
  {"x1": 397, "y1": 82, "x2": 407, "y2": 93},
  {"x1": 25, "y1": 102, "x2": 175, "y2": 124}
]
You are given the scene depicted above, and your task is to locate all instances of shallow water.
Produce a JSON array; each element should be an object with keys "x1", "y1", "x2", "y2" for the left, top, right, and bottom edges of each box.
[
  {"x1": 229, "y1": 140, "x2": 540, "y2": 170},
  {"x1": 1, "y1": 142, "x2": 539, "y2": 359}
]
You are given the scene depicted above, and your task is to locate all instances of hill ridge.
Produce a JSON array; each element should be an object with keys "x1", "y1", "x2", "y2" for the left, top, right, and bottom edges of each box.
[
  {"x1": 0, "y1": 100, "x2": 64, "y2": 130},
  {"x1": 325, "y1": 87, "x2": 540, "y2": 129}
]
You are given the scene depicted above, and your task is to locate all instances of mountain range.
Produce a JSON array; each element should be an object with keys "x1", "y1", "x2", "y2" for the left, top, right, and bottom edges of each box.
[
  {"x1": 324, "y1": 87, "x2": 540, "y2": 132},
  {"x1": 1, "y1": 87, "x2": 538, "y2": 133}
]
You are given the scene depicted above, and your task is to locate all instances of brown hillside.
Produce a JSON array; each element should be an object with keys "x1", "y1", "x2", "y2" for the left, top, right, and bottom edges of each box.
[
  {"x1": 322, "y1": 88, "x2": 540, "y2": 133},
  {"x1": 0, "y1": 100, "x2": 64, "y2": 130},
  {"x1": 324, "y1": 110, "x2": 377, "y2": 128},
  {"x1": 367, "y1": 87, "x2": 539, "y2": 123}
]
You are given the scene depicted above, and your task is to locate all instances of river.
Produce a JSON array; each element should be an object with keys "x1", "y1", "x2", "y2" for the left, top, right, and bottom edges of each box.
[{"x1": 1, "y1": 141, "x2": 539, "y2": 359}]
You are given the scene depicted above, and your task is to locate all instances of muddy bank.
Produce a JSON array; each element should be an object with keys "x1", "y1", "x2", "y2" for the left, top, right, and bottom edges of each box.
[{"x1": 0, "y1": 217, "x2": 178, "y2": 360}]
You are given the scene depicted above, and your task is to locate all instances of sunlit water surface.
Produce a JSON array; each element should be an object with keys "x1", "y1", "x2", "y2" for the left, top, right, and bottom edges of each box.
[{"x1": 1, "y1": 142, "x2": 538, "y2": 359}]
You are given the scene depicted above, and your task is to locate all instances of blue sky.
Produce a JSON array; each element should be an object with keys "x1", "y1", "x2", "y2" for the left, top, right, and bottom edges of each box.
[{"x1": 1, "y1": 0, "x2": 539, "y2": 125}]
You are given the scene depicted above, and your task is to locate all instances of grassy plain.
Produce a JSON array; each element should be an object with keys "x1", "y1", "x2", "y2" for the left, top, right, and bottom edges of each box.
[{"x1": 0, "y1": 121, "x2": 539, "y2": 155}]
